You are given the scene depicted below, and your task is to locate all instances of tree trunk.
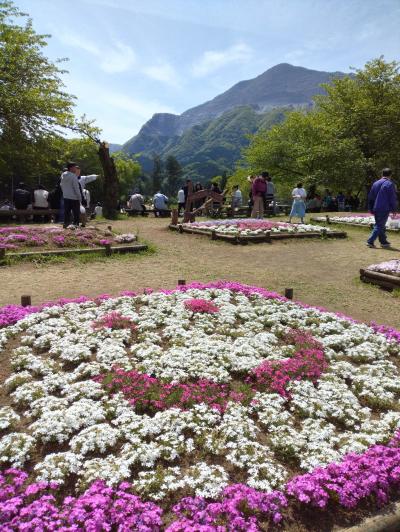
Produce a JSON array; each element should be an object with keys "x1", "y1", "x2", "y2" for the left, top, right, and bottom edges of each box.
[{"x1": 98, "y1": 142, "x2": 119, "y2": 219}]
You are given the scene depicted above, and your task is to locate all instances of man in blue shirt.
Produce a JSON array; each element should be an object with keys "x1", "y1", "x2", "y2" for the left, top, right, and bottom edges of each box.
[
  {"x1": 367, "y1": 168, "x2": 397, "y2": 248},
  {"x1": 153, "y1": 191, "x2": 169, "y2": 217}
]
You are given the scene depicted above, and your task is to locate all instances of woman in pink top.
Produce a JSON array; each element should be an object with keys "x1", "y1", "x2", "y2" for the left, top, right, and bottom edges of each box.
[{"x1": 251, "y1": 173, "x2": 267, "y2": 219}]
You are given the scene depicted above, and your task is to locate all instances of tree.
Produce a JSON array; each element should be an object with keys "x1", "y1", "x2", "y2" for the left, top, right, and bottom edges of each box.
[
  {"x1": 164, "y1": 155, "x2": 182, "y2": 196},
  {"x1": 151, "y1": 154, "x2": 163, "y2": 193},
  {"x1": 241, "y1": 58, "x2": 400, "y2": 198},
  {"x1": 0, "y1": 1, "x2": 75, "y2": 189},
  {"x1": 316, "y1": 57, "x2": 400, "y2": 192},
  {"x1": 113, "y1": 151, "x2": 141, "y2": 200}
]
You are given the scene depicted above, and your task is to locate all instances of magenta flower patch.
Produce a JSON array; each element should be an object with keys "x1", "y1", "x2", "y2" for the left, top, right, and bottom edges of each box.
[{"x1": 184, "y1": 298, "x2": 219, "y2": 313}]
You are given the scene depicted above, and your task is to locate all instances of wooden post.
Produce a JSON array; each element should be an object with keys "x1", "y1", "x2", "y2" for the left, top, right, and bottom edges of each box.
[
  {"x1": 326, "y1": 215, "x2": 330, "y2": 224},
  {"x1": 171, "y1": 209, "x2": 178, "y2": 226},
  {"x1": 284, "y1": 288, "x2": 294, "y2": 300},
  {"x1": 21, "y1": 295, "x2": 32, "y2": 307},
  {"x1": 0, "y1": 248, "x2": 5, "y2": 262},
  {"x1": 104, "y1": 243, "x2": 112, "y2": 256},
  {"x1": 178, "y1": 224, "x2": 183, "y2": 233},
  {"x1": 211, "y1": 230, "x2": 217, "y2": 240},
  {"x1": 321, "y1": 228, "x2": 327, "y2": 238},
  {"x1": 265, "y1": 231, "x2": 272, "y2": 243},
  {"x1": 178, "y1": 279, "x2": 186, "y2": 286},
  {"x1": 107, "y1": 225, "x2": 112, "y2": 231}
]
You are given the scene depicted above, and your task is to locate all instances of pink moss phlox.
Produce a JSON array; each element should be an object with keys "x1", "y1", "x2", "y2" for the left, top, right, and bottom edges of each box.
[
  {"x1": 95, "y1": 368, "x2": 250, "y2": 413},
  {"x1": 184, "y1": 298, "x2": 219, "y2": 314},
  {"x1": 168, "y1": 485, "x2": 288, "y2": 530},
  {"x1": 92, "y1": 311, "x2": 136, "y2": 332},
  {"x1": 2, "y1": 431, "x2": 400, "y2": 528},
  {"x1": 0, "y1": 281, "x2": 399, "y2": 346},
  {"x1": 286, "y1": 434, "x2": 400, "y2": 509},
  {"x1": 0, "y1": 471, "x2": 162, "y2": 531},
  {"x1": 247, "y1": 329, "x2": 327, "y2": 397}
]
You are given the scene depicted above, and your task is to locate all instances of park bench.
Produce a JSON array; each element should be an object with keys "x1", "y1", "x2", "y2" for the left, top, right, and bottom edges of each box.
[
  {"x1": 125, "y1": 208, "x2": 149, "y2": 217},
  {"x1": 0, "y1": 208, "x2": 59, "y2": 222}
]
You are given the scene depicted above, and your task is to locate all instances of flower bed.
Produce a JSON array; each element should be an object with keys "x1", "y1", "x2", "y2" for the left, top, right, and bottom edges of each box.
[
  {"x1": 1, "y1": 281, "x2": 400, "y2": 530},
  {"x1": 312, "y1": 214, "x2": 400, "y2": 230},
  {"x1": 367, "y1": 259, "x2": 400, "y2": 277},
  {"x1": 360, "y1": 259, "x2": 400, "y2": 291},
  {"x1": 0, "y1": 225, "x2": 137, "y2": 252},
  {"x1": 186, "y1": 218, "x2": 334, "y2": 236},
  {"x1": 170, "y1": 219, "x2": 347, "y2": 243}
]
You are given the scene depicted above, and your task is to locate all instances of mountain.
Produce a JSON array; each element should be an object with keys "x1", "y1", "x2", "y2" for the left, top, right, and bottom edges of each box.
[
  {"x1": 123, "y1": 63, "x2": 348, "y2": 180},
  {"x1": 109, "y1": 143, "x2": 122, "y2": 154}
]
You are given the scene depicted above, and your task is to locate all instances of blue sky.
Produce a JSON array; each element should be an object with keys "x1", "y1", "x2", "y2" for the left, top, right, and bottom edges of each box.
[{"x1": 18, "y1": 0, "x2": 400, "y2": 143}]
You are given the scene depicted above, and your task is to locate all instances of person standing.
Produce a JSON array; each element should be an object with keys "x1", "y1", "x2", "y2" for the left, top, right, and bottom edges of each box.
[
  {"x1": 251, "y1": 173, "x2": 267, "y2": 219},
  {"x1": 264, "y1": 174, "x2": 275, "y2": 213},
  {"x1": 367, "y1": 168, "x2": 397, "y2": 248},
  {"x1": 231, "y1": 185, "x2": 242, "y2": 209},
  {"x1": 289, "y1": 183, "x2": 307, "y2": 223},
  {"x1": 177, "y1": 187, "x2": 185, "y2": 215},
  {"x1": 60, "y1": 162, "x2": 86, "y2": 228}
]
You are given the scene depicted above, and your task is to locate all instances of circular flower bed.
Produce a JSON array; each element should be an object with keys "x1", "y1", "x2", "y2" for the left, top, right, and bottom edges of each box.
[
  {"x1": 1, "y1": 282, "x2": 400, "y2": 529},
  {"x1": 185, "y1": 219, "x2": 334, "y2": 236}
]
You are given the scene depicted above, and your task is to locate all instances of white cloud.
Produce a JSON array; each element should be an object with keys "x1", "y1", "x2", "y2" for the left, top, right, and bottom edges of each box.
[
  {"x1": 99, "y1": 42, "x2": 136, "y2": 73},
  {"x1": 57, "y1": 33, "x2": 136, "y2": 73},
  {"x1": 143, "y1": 63, "x2": 180, "y2": 87},
  {"x1": 192, "y1": 43, "x2": 253, "y2": 77}
]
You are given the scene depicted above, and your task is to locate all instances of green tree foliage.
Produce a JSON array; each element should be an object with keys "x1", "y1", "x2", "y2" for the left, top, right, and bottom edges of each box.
[
  {"x1": 164, "y1": 155, "x2": 182, "y2": 195},
  {"x1": 241, "y1": 58, "x2": 400, "y2": 198},
  {"x1": 0, "y1": 1, "x2": 75, "y2": 190},
  {"x1": 151, "y1": 154, "x2": 163, "y2": 193},
  {"x1": 113, "y1": 151, "x2": 141, "y2": 200}
]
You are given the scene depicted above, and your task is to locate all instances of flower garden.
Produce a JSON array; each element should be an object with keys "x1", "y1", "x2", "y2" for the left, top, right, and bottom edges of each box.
[
  {"x1": 1, "y1": 281, "x2": 400, "y2": 530},
  {"x1": 0, "y1": 226, "x2": 137, "y2": 251},
  {"x1": 312, "y1": 214, "x2": 400, "y2": 231},
  {"x1": 360, "y1": 259, "x2": 400, "y2": 291},
  {"x1": 170, "y1": 219, "x2": 346, "y2": 244},
  {"x1": 0, "y1": 225, "x2": 144, "y2": 263}
]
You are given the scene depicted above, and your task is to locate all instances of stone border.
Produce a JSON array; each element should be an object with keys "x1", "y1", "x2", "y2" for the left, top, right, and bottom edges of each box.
[
  {"x1": 169, "y1": 223, "x2": 347, "y2": 244},
  {"x1": 360, "y1": 267, "x2": 400, "y2": 291}
]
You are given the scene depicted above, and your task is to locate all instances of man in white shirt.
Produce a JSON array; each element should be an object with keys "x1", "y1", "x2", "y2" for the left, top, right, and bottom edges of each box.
[
  {"x1": 177, "y1": 188, "x2": 185, "y2": 215},
  {"x1": 231, "y1": 185, "x2": 242, "y2": 209},
  {"x1": 128, "y1": 193, "x2": 145, "y2": 213},
  {"x1": 33, "y1": 185, "x2": 49, "y2": 208}
]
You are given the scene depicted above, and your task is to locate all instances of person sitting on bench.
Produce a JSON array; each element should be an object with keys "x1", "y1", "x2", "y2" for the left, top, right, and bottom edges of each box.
[{"x1": 153, "y1": 191, "x2": 169, "y2": 217}]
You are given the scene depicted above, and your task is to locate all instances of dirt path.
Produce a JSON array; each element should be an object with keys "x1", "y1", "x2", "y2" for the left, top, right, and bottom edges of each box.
[{"x1": 0, "y1": 216, "x2": 399, "y2": 328}]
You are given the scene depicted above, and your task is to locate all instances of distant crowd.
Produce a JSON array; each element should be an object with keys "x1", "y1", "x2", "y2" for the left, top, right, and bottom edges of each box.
[{"x1": 0, "y1": 162, "x2": 102, "y2": 226}]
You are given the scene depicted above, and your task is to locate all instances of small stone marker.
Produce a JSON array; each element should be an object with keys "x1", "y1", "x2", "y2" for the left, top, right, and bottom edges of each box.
[
  {"x1": 21, "y1": 295, "x2": 32, "y2": 307},
  {"x1": 284, "y1": 288, "x2": 294, "y2": 300},
  {"x1": 107, "y1": 225, "x2": 112, "y2": 231},
  {"x1": 178, "y1": 279, "x2": 186, "y2": 286}
]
